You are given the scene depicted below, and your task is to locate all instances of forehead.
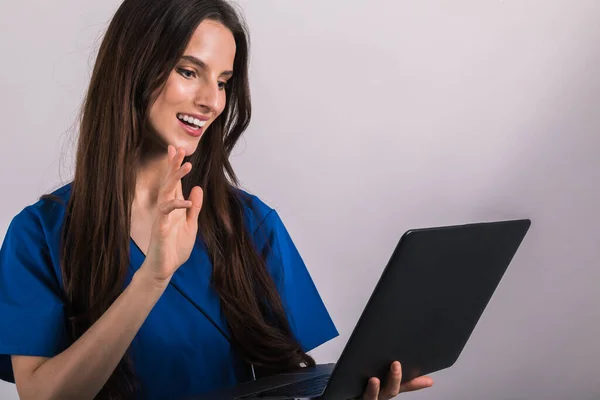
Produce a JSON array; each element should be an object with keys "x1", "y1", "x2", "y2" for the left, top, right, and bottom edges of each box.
[{"x1": 183, "y1": 20, "x2": 236, "y2": 70}]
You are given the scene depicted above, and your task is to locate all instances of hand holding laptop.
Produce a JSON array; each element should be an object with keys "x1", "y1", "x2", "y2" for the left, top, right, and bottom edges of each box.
[{"x1": 361, "y1": 361, "x2": 433, "y2": 400}]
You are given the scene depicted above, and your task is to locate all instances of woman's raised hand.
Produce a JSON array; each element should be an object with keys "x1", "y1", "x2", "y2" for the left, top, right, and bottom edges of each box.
[{"x1": 142, "y1": 145, "x2": 204, "y2": 285}]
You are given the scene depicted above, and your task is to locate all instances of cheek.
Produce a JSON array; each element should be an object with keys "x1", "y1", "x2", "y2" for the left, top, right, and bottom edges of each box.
[
  {"x1": 161, "y1": 78, "x2": 192, "y2": 106},
  {"x1": 148, "y1": 79, "x2": 193, "y2": 130}
]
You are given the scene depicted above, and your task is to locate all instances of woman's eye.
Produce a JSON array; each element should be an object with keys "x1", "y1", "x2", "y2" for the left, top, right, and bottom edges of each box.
[
  {"x1": 177, "y1": 68, "x2": 196, "y2": 79},
  {"x1": 218, "y1": 81, "x2": 229, "y2": 90}
]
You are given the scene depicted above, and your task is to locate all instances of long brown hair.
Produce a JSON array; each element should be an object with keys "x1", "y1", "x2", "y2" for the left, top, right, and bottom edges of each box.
[{"x1": 44, "y1": 0, "x2": 314, "y2": 398}]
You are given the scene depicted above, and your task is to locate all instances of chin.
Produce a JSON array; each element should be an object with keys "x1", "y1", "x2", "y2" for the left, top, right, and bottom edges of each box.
[
  {"x1": 170, "y1": 138, "x2": 201, "y2": 157},
  {"x1": 152, "y1": 122, "x2": 210, "y2": 157}
]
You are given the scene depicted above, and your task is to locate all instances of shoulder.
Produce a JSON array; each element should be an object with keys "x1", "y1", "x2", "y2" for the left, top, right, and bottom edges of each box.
[
  {"x1": 4, "y1": 182, "x2": 72, "y2": 251},
  {"x1": 233, "y1": 187, "x2": 283, "y2": 236},
  {"x1": 10, "y1": 182, "x2": 72, "y2": 234}
]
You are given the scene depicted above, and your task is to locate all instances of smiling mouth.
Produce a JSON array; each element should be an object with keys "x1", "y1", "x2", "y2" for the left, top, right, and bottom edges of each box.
[{"x1": 176, "y1": 113, "x2": 207, "y2": 129}]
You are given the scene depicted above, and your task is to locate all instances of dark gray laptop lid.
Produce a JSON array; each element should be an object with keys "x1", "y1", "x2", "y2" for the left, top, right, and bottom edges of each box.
[{"x1": 322, "y1": 219, "x2": 531, "y2": 399}]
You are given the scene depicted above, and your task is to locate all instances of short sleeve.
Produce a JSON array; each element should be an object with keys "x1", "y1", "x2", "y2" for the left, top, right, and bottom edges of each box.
[
  {"x1": 254, "y1": 210, "x2": 338, "y2": 352},
  {"x1": 0, "y1": 208, "x2": 68, "y2": 383}
]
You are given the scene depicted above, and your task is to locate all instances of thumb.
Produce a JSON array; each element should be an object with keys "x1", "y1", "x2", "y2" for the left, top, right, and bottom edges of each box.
[{"x1": 186, "y1": 186, "x2": 204, "y2": 225}]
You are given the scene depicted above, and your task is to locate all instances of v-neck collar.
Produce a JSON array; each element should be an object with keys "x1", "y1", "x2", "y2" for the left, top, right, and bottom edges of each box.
[
  {"x1": 129, "y1": 237, "x2": 146, "y2": 258},
  {"x1": 128, "y1": 237, "x2": 233, "y2": 342}
]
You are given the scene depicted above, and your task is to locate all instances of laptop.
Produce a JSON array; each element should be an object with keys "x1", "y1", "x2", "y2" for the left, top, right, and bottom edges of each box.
[{"x1": 195, "y1": 219, "x2": 531, "y2": 400}]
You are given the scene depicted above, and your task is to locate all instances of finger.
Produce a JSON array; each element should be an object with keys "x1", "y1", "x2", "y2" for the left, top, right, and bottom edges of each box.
[
  {"x1": 162, "y1": 146, "x2": 180, "y2": 188},
  {"x1": 399, "y1": 376, "x2": 434, "y2": 393},
  {"x1": 165, "y1": 147, "x2": 185, "y2": 177},
  {"x1": 162, "y1": 162, "x2": 192, "y2": 197},
  {"x1": 174, "y1": 162, "x2": 192, "y2": 181},
  {"x1": 158, "y1": 198, "x2": 192, "y2": 215},
  {"x1": 172, "y1": 147, "x2": 185, "y2": 169},
  {"x1": 380, "y1": 362, "x2": 402, "y2": 399},
  {"x1": 186, "y1": 186, "x2": 204, "y2": 225},
  {"x1": 362, "y1": 377, "x2": 379, "y2": 400}
]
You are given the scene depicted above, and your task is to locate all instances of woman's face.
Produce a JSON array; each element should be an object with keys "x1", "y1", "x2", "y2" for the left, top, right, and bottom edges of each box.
[{"x1": 147, "y1": 20, "x2": 236, "y2": 156}]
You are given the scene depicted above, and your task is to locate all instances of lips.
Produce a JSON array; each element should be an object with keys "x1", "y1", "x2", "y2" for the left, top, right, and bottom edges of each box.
[
  {"x1": 177, "y1": 118, "x2": 203, "y2": 138},
  {"x1": 177, "y1": 112, "x2": 209, "y2": 127}
]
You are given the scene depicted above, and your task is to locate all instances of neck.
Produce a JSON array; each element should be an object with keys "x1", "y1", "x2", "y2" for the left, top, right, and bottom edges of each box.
[{"x1": 134, "y1": 138, "x2": 170, "y2": 211}]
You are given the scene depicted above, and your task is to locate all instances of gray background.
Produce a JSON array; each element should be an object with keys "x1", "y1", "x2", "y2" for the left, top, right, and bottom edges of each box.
[{"x1": 1, "y1": 0, "x2": 599, "y2": 399}]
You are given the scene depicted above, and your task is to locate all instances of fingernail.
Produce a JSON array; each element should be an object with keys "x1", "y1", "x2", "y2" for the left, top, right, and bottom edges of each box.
[{"x1": 393, "y1": 362, "x2": 400, "y2": 372}]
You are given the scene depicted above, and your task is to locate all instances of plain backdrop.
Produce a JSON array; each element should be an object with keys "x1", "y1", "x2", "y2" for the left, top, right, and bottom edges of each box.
[{"x1": 1, "y1": 1, "x2": 599, "y2": 399}]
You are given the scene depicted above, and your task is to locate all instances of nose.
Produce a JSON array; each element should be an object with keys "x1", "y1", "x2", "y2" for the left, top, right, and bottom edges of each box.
[{"x1": 194, "y1": 79, "x2": 220, "y2": 113}]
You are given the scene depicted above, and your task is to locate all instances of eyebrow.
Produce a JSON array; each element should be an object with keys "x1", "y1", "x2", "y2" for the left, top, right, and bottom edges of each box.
[{"x1": 180, "y1": 55, "x2": 233, "y2": 78}]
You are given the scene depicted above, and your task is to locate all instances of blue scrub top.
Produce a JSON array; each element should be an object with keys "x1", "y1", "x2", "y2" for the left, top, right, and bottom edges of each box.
[{"x1": 0, "y1": 183, "x2": 338, "y2": 399}]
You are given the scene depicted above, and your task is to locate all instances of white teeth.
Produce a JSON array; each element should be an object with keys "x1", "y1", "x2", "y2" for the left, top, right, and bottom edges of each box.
[{"x1": 178, "y1": 114, "x2": 207, "y2": 128}]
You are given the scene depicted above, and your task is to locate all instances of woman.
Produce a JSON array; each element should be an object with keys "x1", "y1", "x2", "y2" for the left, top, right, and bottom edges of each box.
[{"x1": 0, "y1": 0, "x2": 433, "y2": 398}]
